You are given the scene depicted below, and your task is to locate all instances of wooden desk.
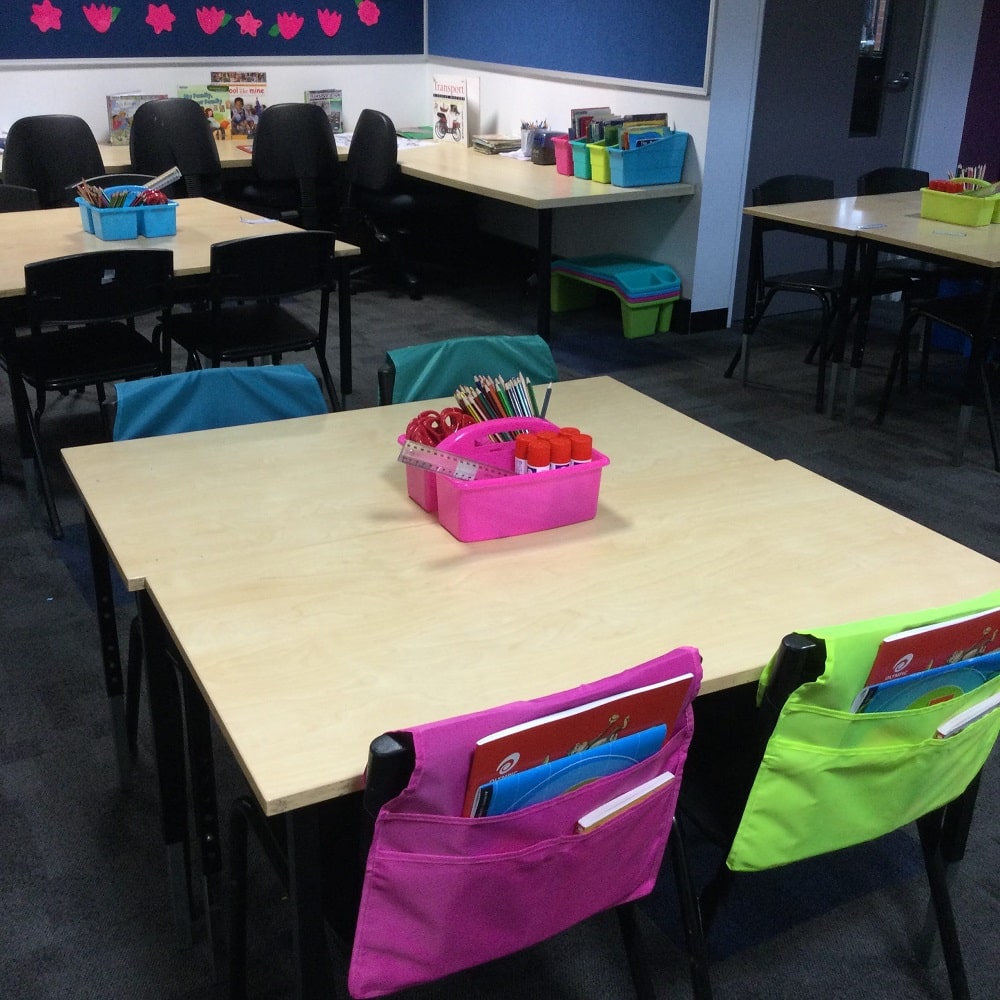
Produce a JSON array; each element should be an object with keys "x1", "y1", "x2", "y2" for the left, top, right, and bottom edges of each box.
[
  {"x1": 97, "y1": 139, "x2": 255, "y2": 173},
  {"x1": 396, "y1": 144, "x2": 696, "y2": 340},
  {"x1": 739, "y1": 191, "x2": 1000, "y2": 457},
  {"x1": 65, "y1": 376, "x2": 1000, "y2": 994}
]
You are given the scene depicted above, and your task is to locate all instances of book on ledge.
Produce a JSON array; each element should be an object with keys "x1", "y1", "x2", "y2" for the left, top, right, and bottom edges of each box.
[
  {"x1": 461, "y1": 671, "x2": 693, "y2": 816},
  {"x1": 106, "y1": 93, "x2": 167, "y2": 145},
  {"x1": 305, "y1": 88, "x2": 344, "y2": 133}
]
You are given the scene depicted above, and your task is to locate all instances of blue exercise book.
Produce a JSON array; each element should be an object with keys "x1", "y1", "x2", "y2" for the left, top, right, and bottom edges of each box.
[
  {"x1": 472, "y1": 723, "x2": 666, "y2": 817},
  {"x1": 851, "y1": 649, "x2": 1000, "y2": 714}
]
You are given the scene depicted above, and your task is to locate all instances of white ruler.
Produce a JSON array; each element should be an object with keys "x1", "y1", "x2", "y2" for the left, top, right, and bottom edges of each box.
[{"x1": 397, "y1": 439, "x2": 513, "y2": 480}]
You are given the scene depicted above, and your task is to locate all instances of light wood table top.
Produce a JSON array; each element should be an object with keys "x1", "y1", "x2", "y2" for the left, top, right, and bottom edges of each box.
[
  {"x1": 745, "y1": 190, "x2": 1000, "y2": 267},
  {"x1": 98, "y1": 139, "x2": 255, "y2": 172},
  {"x1": 63, "y1": 376, "x2": 1000, "y2": 815},
  {"x1": 397, "y1": 142, "x2": 695, "y2": 210},
  {"x1": 0, "y1": 198, "x2": 359, "y2": 298}
]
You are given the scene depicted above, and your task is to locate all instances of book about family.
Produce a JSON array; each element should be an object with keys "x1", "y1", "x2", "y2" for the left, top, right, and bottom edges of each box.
[
  {"x1": 472, "y1": 724, "x2": 667, "y2": 817},
  {"x1": 177, "y1": 85, "x2": 231, "y2": 137},
  {"x1": 461, "y1": 671, "x2": 693, "y2": 816},
  {"x1": 106, "y1": 93, "x2": 167, "y2": 145},
  {"x1": 852, "y1": 648, "x2": 1000, "y2": 714},
  {"x1": 431, "y1": 75, "x2": 478, "y2": 146},
  {"x1": 305, "y1": 89, "x2": 344, "y2": 133},
  {"x1": 862, "y1": 604, "x2": 1000, "y2": 689}
]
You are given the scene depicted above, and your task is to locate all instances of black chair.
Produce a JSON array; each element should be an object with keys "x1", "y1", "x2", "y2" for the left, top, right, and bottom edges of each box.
[
  {"x1": 726, "y1": 175, "x2": 846, "y2": 406},
  {"x1": 0, "y1": 184, "x2": 41, "y2": 212},
  {"x1": 237, "y1": 103, "x2": 340, "y2": 230},
  {"x1": 876, "y1": 292, "x2": 1000, "y2": 470},
  {"x1": 162, "y1": 230, "x2": 342, "y2": 411},
  {"x1": 130, "y1": 98, "x2": 223, "y2": 199},
  {"x1": 1, "y1": 250, "x2": 171, "y2": 537},
  {"x1": 341, "y1": 108, "x2": 422, "y2": 300},
  {"x1": 677, "y1": 604, "x2": 1000, "y2": 1000},
  {"x1": 2, "y1": 115, "x2": 105, "y2": 208},
  {"x1": 857, "y1": 166, "x2": 930, "y2": 196}
]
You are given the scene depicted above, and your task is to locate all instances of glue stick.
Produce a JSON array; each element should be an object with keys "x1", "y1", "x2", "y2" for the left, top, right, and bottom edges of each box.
[
  {"x1": 549, "y1": 435, "x2": 572, "y2": 471},
  {"x1": 570, "y1": 433, "x2": 593, "y2": 464},
  {"x1": 527, "y1": 438, "x2": 551, "y2": 473}
]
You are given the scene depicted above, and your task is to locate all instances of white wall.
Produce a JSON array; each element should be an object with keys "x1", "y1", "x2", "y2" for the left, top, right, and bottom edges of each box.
[{"x1": 0, "y1": 0, "x2": 983, "y2": 327}]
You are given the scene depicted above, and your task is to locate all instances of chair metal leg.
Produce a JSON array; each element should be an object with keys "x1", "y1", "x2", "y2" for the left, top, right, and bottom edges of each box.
[
  {"x1": 670, "y1": 815, "x2": 714, "y2": 1000},
  {"x1": 916, "y1": 807, "x2": 971, "y2": 1000}
]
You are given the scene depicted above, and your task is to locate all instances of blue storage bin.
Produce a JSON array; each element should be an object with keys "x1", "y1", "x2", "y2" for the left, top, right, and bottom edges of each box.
[
  {"x1": 90, "y1": 204, "x2": 140, "y2": 241},
  {"x1": 137, "y1": 202, "x2": 178, "y2": 237},
  {"x1": 608, "y1": 131, "x2": 689, "y2": 187}
]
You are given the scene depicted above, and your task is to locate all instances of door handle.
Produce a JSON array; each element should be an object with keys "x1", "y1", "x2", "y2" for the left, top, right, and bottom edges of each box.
[{"x1": 886, "y1": 70, "x2": 912, "y2": 92}]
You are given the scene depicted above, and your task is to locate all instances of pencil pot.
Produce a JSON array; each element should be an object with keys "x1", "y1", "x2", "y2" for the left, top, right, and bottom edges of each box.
[{"x1": 429, "y1": 417, "x2": 609, "y2": 542}]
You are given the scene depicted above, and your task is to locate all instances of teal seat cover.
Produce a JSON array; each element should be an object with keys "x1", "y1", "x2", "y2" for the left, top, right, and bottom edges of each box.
[
  {"x1": 113, "y1": 365, "x2": 327, "y2": 441},
  {"x1": 384, "y1": 335, "x2": 558, "y2": 404}
]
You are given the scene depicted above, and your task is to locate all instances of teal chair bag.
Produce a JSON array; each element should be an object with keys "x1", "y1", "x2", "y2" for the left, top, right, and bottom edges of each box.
[
  {"x1": 113, "y1": 364, "x2": 327, "y2": 441},
  {"x1": 379, "y1": 334, "x2": 558, "y2": 404}
]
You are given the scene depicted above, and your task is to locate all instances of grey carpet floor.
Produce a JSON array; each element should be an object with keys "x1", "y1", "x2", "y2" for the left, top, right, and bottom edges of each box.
[{"x1": 2, "y1": 257, "x2": 999, "y2": 999}]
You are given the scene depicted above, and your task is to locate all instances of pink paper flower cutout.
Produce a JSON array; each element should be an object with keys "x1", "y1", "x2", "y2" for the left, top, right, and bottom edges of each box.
[
  {"x1": 272, "y1": 10, "x2": 304, "y2": 38},
  {"x1": 236, "y1": 9, "x2": 262, "y2": 35},
  {"x1": 145, "y1": 3, "x2": 176, "y2": 33},
  {"x1": 356, "y1": 0, "x2": 379, "y2": 27},
  {"x1": 30, "y1": 0, "x2": 63, "y2": 31},
  {"x1": 82, "y1": 3, "x2": 116, "y2": 32},
  {"x1": 196, "y1": 5, "x2": 229, "y2": 33},
  {"x1": 317, "y1": 8, "x2": 342, "y2": 36}
]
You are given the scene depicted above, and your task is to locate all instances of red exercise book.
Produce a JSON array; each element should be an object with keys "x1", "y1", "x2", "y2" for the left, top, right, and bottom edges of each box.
[
  {"x1": 863, "y1": 605, "x2": 1000, "y2": 688},
  {"x1": 461, "y1": 671, "x2": 693, "y2": 817}
]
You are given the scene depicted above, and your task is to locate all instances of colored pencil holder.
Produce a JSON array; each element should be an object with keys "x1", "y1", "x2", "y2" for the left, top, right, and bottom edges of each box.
[
  {"x1": 77, "y1": 185, "x2": 178, "y2": 241},
  {"x1": 400, "y1": 417, "x2": 610, "y2": 542}
]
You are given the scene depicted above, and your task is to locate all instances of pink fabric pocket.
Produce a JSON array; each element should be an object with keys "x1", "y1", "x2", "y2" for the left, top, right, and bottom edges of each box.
[{"x1": 348, "y1": 646, "x2": 701, "y2": 998}]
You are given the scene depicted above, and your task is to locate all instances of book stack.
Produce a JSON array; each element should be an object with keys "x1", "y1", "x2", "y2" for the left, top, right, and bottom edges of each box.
[
  {"x1": 471, "y1": 134, "x2": 521, "y2": 155},
  {"x1": 462, "y1": 672, "x2": 693, "y2": 818}
]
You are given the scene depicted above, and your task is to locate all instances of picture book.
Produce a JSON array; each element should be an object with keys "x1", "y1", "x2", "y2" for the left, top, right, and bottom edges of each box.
[
  {"x1": 473, "y1": 724, "x2": 666, "y2": 817},
  {"x1": 222, "y1": 82, "x2": 268, "y2": 138},
  {"x1": 461, "y1": 671, "x2": 693, "y2": 816},
  {"x1": 106, "y1": 93, "x2": 167, "y2": 145},
  {"x1": 575, "y1": 769, "x2": 675, "y2": 833},
  {"x1": 177, "y1": 85, "x2": 231, "y2": 138},
  {"x1": 936, "y1": 689, "x2": 1000, "y2": 738},
  {"x1": 862, "y1": 605, "x2": 1000, "y2": 688},
  {"x1": 305, "y1": 88, "x2": 344, "y2": 133},
  {"x1": 852, "y1": 648, "x2": 1000, "y2": 714},
  {"x1": 431, "y1": 75, "x2": 478, "y2": 146}
]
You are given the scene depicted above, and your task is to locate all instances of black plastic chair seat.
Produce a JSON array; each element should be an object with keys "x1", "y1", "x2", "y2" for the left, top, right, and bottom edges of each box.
[
  {"x1": 763, "y1": 267, "x2": 844, "y2": 293},
  {"x1": 169, "y1": 303, "x2": 325, "y2": 361},
  {"x1": 5, "y1": 324, "x2": 162, "y2": 390}
]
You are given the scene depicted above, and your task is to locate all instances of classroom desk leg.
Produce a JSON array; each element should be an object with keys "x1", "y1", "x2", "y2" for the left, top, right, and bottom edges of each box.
[
  {"x1": 536, "y1": 209, "x2": 553, "y2": 341},
  {"x1": 337, "y1": 260, "x2": 353, "y2": 399},
  {"x1": 287, "y1": 805, "x2": 335, "y2": 999},
  {"x1": 84, "y1": 513, "x2": 132, "y2": 791},
  {"x1": 137, "y1": 589, "x2": 195, "y2": 948},
  {"x1": 954, "y1": 277, "x2": 999, "y2": 467},
  {"x1": 725, "y1": 218, "x2": 764, "y2": 384},
  {"x1": 832, "y1": 238, "x2": 865, "y2": 423}
]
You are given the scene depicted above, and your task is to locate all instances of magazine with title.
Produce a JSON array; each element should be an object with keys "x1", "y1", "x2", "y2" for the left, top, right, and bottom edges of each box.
[
  {"x1": 431, "y1": 75, "x2": 478, "y2": 146},
  {"x1": 106, "y1": 93, "x2": 167, "y2": 145},
  {"x1": 305, "y1": 89, "x2": 344, "y2": 133}
]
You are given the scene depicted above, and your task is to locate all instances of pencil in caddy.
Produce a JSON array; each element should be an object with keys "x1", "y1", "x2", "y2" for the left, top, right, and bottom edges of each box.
[{"x1": 397, "y1": 416, "x2": 610, "y2": 542}]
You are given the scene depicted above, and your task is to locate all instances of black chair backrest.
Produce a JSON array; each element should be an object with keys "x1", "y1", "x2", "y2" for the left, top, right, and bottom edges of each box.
[
  {"x1": 3, "y1": 115, "x2": 105, "y2": 208},
  {"x1": 0, "y1": 184, "x2": 41, "y2": 212},
  {"x1": 857, "y1": 166, "x2": 930, "y2": 195},
  {"x1": 252, "y1": 103, "x2": 339, "y2": 183},
  {"x1": 25, "y1": 249, "x2": 174, "y2": 327},
  {"x1": 752, "y1": 174, "x2": 835, "y2": 207},
  {"x1": 208, "y1": 231, "x2": 336, "y2": 301},
  {"x1": 346, "y1": 108, "x2": 400, "y2": 193},
  {"x1": 130, "y1": 98, "x2": 223, "y2": 198}
]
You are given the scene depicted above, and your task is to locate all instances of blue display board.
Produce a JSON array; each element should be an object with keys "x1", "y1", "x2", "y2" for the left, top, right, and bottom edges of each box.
[
  {"x1": 0, "y1": 2, "x2": 423, "y2": 59},
  {"x1": 427, "y1": 0, "x2": 713, "y2": 90}
]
